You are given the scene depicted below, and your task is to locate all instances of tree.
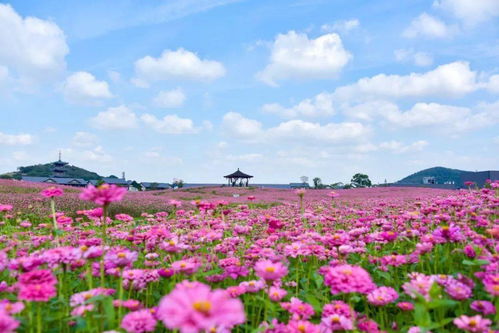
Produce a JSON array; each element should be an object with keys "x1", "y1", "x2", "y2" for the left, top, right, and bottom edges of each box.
[
  {"x1": 330, "y1": 182, "x2": 344, "y2": 189},
  {"x1": 351, "y1": 173, "x2": 372, "y2": 188},
  {"x1": 172, "y1": 178, "x2": 184, "y2": 189},
  {"x1": 300, "y1": 176, "x2": 309, "y2": 184},
  {"x1": 131, "y1": 180, "x2": 142, "y2": 191},
  {"x1": 313, "y1": 177, "x2": 325, "y2": 189}
]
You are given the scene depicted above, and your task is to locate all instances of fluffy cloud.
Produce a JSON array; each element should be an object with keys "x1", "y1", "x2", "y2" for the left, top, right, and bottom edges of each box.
[
  {"x1": 141, "y1": 114, "x2": 196, "y2": 134},
  {"x1": 257, "y1": 31, "x2": 351, "y2": 86},
  {"x1": 321, "y1": 19, "x2": 360, "y2": 33},
  {"x1": 343, "y1": 100, "x2": 499, "y2": 133},
  {"x1": 72, "y1": 131, "x2": 98, "y2": 148},
  {"x1": 403, "y1": 13, "x2": 456, "y2": 39},
  {"x1": 226, "y1": 153, "x2": 263, "y2": 162},
  {"x1": 0, "y1": 132, "x2": 33, "y2": 145},
  {"x1": 62, "y1": 72, "x2": 113, "y2": 104},
  {"x1": 0, "y1": 4, "x2": 68, "y2": 82},
  {"x1": 152, "y1": 88, "x2": 186, "y2": 108},
  {"x1": 394, "y1": 49, "x2": 433, "y2": 67},
  {"x1": 485, "y1": 75, "x2": 499, "y2": 94},
  {"x1": 434, "y1": 0, "x2": 499, "y2": 26},
  {"x1": 222, "y1": 112, "x2": 368, "y2": 144},
  {"x1": 334, "y1": 61, "x2": 478, "y2": 101},
  {"x1": 356, "y1": 140, "x2": 428, "y2": 154},
  {"x1": 90, "y1": 105, "x2": 139, "y2": 130},
  {"x1": 221, "y1": 112, "x2": 264, "y2": 140},
  {"x1": 133, "y1": 48, "x2": 225, "y2": 86},
  {"x1": 262, "y1": 92, "x2": 334, "y2": 118}
]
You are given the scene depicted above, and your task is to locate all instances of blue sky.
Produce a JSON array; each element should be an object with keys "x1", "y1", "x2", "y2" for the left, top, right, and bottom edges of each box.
[{"x1": 0, "y1": 0, "x2": 498, "y2": 184}]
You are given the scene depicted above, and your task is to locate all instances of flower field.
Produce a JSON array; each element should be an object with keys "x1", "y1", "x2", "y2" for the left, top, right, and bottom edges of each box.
[{"x1": 0, "y1": 180, "x2": 497, "y2": 333}]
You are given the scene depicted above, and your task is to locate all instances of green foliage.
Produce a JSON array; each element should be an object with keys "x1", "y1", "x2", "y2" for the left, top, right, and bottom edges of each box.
[
  {"x1": 351, "y1": 173, "x2": 372, "y2": 188},
  {"x1": 11, "y1": 163, "x2": 103, "y2": 181},
  {"x1": 397, "y1": 166, "x2": 467, "y2": 185},
  {"x1": 312, "y1": 177, "x2": 326, "y2": 189}
]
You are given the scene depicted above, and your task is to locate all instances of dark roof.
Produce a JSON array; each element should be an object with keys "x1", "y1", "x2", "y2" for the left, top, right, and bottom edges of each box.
[
  {"x1": 289, "y1": 182, "x2": 310, "y2": 188},
  {"x1": 22, "y1": 176, "x2": 87, "y2": 185},
  {"x1": 141, "y1": 182, "x2": 171, "y2": 189},
  {"x1": 224, "y1": 169, "x2": 253, "y2": 178},
  {"x1": 87, "y1": 178, "x2": 131, "y2": 186}
]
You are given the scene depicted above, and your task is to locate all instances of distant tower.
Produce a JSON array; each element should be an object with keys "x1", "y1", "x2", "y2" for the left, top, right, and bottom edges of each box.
[
  {"x1": 122, "y1": 172, "x2": 126, "y2": 180},
  {"x1": 52, "y1": 151, "x2": 68, "y2": 178}
]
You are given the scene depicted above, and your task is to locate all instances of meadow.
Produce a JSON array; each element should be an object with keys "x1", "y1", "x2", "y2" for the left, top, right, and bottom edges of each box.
[{"x1": 0, "y1": 179, "x2": 497, "y2": 333}]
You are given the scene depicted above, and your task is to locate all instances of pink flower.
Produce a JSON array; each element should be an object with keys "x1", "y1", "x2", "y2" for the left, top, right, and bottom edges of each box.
[
  {"x1": 41, "y1": 187, "x2": 64, "y2": 198},
  {"x1": 121, "y1": 309, "x2": 157, "y2": 333},
  {"x1": 470, "y1": 300, "x2": 495, "y2": 315},
  {"x1": 0, "y1": 204, "x2": 13, "y2": 212},
  {"x1": 0, "y1": 311, "x2": 19, "y2": 333},
  {"x1": 18, "y1": 283, "x2": 57, "y2": 302},
  {"x1": 157, "y1": 281, "x2": 245, "y2": 332},
  {"x1": 254, "y1": 260, "x2": 288, "y2": 281},
  {"x1": 453, "y1": 315, "x2": 491, "y2": 332},
  {"x1": 268, "y1": 287, "x2": 287, "y2": 301},
  {"x1": 280, "y1": 297, "x2": 314, "y2": 320},
  {"x1": 322, "y1": 264, "x2": 376, "y2": 295},
  {"x1": 79, "y1": 184, "x2": 126, "y2": 206},
  {"x1": 0, "y1": 301, "x2": 24, "y2": 314},
  {"x1": 367, "y1": 286, "x2": 398, "y2": 306},
  {"x1": 287, "y1": 320, "x2": 320, "y2": 333},
  {"x1": 396, "y1": 302, "x2": 414, "y2": 311},
  {"x1": 320, "y1": 314, "x2": 354, "y2": 331}
]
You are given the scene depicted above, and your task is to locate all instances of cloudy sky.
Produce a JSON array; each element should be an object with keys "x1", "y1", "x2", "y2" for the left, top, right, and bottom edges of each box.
[{"x1": 1, "y1": 0, "x2": 498, "y2": 184}]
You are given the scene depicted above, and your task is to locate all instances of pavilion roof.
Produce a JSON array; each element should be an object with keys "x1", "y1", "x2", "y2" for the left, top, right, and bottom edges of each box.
[{"x1": 224, "y1": 168, "x2": 253, "y2": 178}]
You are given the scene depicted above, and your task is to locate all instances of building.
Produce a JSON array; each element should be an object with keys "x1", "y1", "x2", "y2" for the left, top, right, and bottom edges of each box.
[
  {"x1": 460, "y1": 170, "x2": 499, "y2": 188},
  {"x1": 140, "y1": 182, "x2": 171, "y2": 191},
  {"x1": 422, "y1": 176, "x2": 436, "y2": 184},
  {"x1": 21, "y1": 176, "x2": 88, "y2": 187},
  {"x1": 289, "y1": 182, "x2": 310, "y2": 189}
]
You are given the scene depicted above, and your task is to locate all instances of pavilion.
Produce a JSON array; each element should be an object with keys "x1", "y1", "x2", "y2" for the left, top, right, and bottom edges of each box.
[{"x1": 224, "y1": 168, "x2": 253, "y2": 187}]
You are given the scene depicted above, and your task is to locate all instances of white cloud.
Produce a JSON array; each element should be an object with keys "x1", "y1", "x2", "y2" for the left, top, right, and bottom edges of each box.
[
  {"x1": 394, "y1": 49, "x2": 433, "y2": 67},
  {"x1": 257, "y1": 31, "x2": 351, "y2": 86},
  {"x1": 221, "y1": 112, "x2": 264, "y2": 140},
  {"x1": 0, "y1": 65, "x2": 8, "y2": 84},
  {"x1": 152, "y1": 88, "x2": 186, "y2": 108},
  {"x1": 267, "y1": 120, "x2": 368, "y2": 143},
  {"x1": 141, "y1": 114, "x2": 196, "y2": 134},
  {"x1": 90, "y1": 105, "x2": 139, "y2": 130},
  {"x1": 355, "y1": 140, "x2": 429, "y2": 154},
  {"x1": 222, "y1": 112, "x2": 368, "y2": 144},
  {"x1": 403, "y1": 13, "x2": 456, "y2": 39},
  {"x1": 226, "y1": 153, "x2": 263, "y2": 162},
  {"x1": 0, "y1": 4, "x2": 68, "y2": 82},
  {"x1": 321, "y1": 19, "x2": 360, "y2": 33},
  {"x1": 334, "y1": 61, "x2": 478, "y2": 101},
  {"x1": 434, "y1": 0, "x2": 499, "y2": 26},
  {"x1": 133, "y1": 48, "x2": 226, "y2": 86},
  {"x1": 485, "y1": 75, "x2": 499, "y2": 94},
  {"x1": 0, "y1": 132, "x2": 33, "y2": 145},
  {"x1": 344, "y1": 100, "x2": 499, "y2": 133},
  {"x1": 72, "y1": 131, "x2": 98, "y2": 148},
  {"x1": 262, "y1": 92, "x2": 334, "y2": 118},
  {"x1": 62, "y1": 71, "x2": 113, "y2": 104},
  {"x1": 80, "y1": 146, "x2": 113, "y2": 163}
]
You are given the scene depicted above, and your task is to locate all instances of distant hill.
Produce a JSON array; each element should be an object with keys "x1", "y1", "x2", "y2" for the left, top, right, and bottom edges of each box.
[
  {"x1": 0, "y1": 163, "x2": 103, "y2": 181},
  {"x1": 397, "y1": 166, "x2": 468, "y2": 185}
]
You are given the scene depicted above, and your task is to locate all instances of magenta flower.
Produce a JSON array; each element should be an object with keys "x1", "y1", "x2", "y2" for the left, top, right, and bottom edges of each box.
[
  {"x1": 0, "y1": 311, "x2": 19, "y2": 333},
  {"x1": 322, "y1": 264, "x2": 376, "y2": 295},
  {"x1": 40, "y1": 186, "x2": 64, "y2": 198},
  {"x1": 79, "y1": 184, "x2": 126, "y2": 206},
  {"x1": 157, "y1": 281, "x2": 245, "y2": 332},
  {"x1": 470, "y1": 301, "x2": 495, "y2": 315},
  {"x1": 367, "y1": 286, "x2": 399, "y2": 306},
  {"x1": 268, "y1": 286, "x2": 287, "y2": 301},
  {"x1": 453, "y1": 315, "x2": 491, "y2": 332},
  {"x1": 254, "y1": 260, "x2": 288, "y2": 281},
  {"x1": 121, "y1": 309, "x2": 157, "y2": 333}
]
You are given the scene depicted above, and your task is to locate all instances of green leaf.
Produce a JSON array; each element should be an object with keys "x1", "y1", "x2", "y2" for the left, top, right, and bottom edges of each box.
[
  {"x1": 305, "y1": 294, "x2": 323, "y2": 313},
  {"x1": 414, "y1": 303, "x2": 432, "y2": 328},
  {"x1": 462, "y1": 259, "x2": 489, "y2": 266},
  {"x1": 427, "y1": 299, "x2": 458, "y2": 309}
]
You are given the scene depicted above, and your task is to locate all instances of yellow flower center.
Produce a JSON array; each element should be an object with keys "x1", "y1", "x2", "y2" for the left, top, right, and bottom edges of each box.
[
  {"x1": 469, "y1": 320, "x2": 476, "y2": 327},
  {"x1": 193, "y1": 301, "x2": 212, "y2": 314},
  {"x1": 265, "y1": 266, "x2": 276, "y2": 273},
  {"x1": 298, "y1": 324, "x2": 306, "y2": 332},
  {"x1": 117, "y1": 252, "x2": 126, "y2": 258}
]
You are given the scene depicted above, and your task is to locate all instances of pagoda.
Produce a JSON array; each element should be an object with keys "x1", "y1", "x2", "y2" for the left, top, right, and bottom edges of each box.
[
  {"x1": 224, "y1": 168, "x2": 253, "y2": 187},
  {"x1": 52, "y1": 152, "x2": 68, "y2": 178}
]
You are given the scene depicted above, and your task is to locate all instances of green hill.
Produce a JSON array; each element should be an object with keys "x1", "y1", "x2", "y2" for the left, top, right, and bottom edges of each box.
[
  {"x1": 1, "y1": 163, "x2": 103, "y2": 181},
  {"x1": 397, "y1": 166, "x2": 468, "y2": 185}
]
